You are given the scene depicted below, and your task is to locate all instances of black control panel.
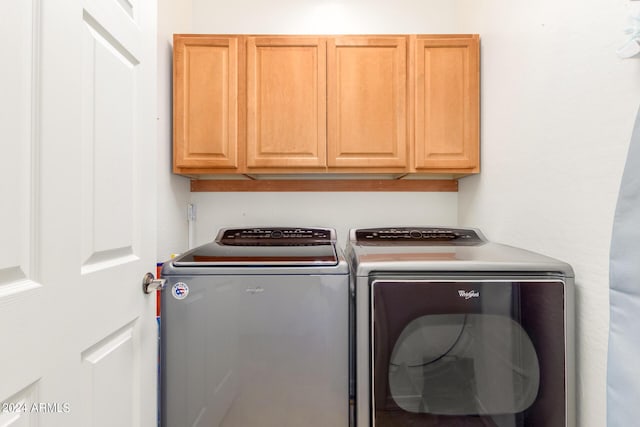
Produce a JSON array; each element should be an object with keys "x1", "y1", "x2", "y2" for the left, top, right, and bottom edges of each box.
[
  {"x1": 354, "y1": 227, "x2": 485, "y2": 246},
  {"x1": 218, "y1": 227, "x2": 335, "y2": 246}
]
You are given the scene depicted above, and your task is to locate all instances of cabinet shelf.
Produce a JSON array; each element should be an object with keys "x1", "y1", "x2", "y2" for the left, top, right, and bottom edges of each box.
[{"x1": 190, "y1": 178, "x2": 458, "y2": 192}]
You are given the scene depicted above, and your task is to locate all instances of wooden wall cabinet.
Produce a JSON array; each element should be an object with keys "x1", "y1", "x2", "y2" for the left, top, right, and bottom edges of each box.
[
  {"x1": 247, "y1": 37, "x2": 327, "y2": 170},
  {"x1": 173, "y1": 35, "x2": 242, "y2": 174},
  {"x1": 327, "y1": 36, "x2": 408, "y2": 170},
  {"x1": 414, "y1": 35, "x2": 479, "y2": 173},
  {"x1": 245, "y1": 35, "x2": 408, "y2": 173},
  {"x1": 173, "y1": 34, "x2": 479, "y2": 178}
]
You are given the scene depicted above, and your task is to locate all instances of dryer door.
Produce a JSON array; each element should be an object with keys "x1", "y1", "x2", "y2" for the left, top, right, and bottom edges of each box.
[{"x1": 371, "y1": 279, "x2": 567, "y2": 427}]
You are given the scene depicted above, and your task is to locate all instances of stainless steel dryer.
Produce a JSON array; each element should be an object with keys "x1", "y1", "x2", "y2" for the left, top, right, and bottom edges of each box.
[
  {"x1": 160, "y1": 227, "x2": 350, "y2": 427},
  {"x1": 346, "y1": 227, "x2": 575, "y2": 427}
]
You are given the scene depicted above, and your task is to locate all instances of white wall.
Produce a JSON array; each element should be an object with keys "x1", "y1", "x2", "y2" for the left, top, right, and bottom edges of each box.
[
  {"x1": 190, "y1": 192, "x2": 458, "y2": 248},
  {"x1": 159, "y1": 0, "x2": 640, "y2": 424},
  {"x1": 187, "y1": 0, "x2": 462, "y2": 248},
  {"x1": 456, "y1": 1, "x2": 640, "y2": 426},
  {"x1": 157, "y1": 0, "x2": 192, "y2": 261},
  {"x1": 191, "y1": 0, "x2": 458, "y2": 34}
]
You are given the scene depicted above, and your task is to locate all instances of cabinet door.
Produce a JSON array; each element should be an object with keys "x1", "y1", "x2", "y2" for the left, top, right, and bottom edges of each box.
[
  {"x1": 327, "y1": 37, "x2": 408, "y2": 170},
  {"x1": 173, "y1": 36, "x2": 239, "y2": 171},
  {"x1": 247, "y1": 37, "x2": 327, "y2": 169},
  {"x1": 414, "y1": 36, "x2": 479, "y2": 172}
]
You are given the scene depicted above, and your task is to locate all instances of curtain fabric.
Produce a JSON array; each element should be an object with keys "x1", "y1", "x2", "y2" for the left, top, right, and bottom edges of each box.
[{"x1": 608, "y1": 106, "x2": 640, "y2": 426}]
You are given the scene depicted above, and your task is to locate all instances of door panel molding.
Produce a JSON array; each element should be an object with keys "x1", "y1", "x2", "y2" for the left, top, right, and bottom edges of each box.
[
  {"x1": 0, "y1": 0, "x2": 45, "y2": 405},
  {"x1": 82, "y1": 322, "x2": 139, "y2": 427},
  {"x1": 0, "y1": 381, "x2": 40, "y2": 426},
  {"x1": 80, "y1": 9, "x2": 141, "y2": 274}
]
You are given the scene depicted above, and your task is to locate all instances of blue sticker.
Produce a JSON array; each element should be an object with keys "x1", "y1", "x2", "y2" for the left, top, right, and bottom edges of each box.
[{"x1": 172, "y1": 282, "x2": 189, "y2": 300}]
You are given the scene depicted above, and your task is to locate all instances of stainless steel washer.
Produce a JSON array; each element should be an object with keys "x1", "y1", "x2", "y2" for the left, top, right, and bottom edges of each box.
[
  {"x1": 346, "y1": 227, "x2": 575, "y2": 427},
  {"x1": 160, "y1": 227, "x2": 350, "y2": 427}
]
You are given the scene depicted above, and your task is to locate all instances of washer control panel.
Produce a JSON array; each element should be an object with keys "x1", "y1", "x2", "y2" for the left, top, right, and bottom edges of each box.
[
  {"x1": 218, "y1": 227, "x2": 335, "y2": 245},
  {"x1": 354, "y1": 227, "x2": 485, "y2": 245}
]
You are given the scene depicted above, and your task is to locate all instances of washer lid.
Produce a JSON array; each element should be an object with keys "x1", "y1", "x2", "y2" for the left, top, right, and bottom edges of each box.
[{"x1": 173, "y1": 227, "x2": 339, "y2": 267}]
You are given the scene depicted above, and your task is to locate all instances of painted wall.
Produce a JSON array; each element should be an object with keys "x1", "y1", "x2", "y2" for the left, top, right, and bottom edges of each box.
[
  {"x1": 187, "y1": 0, "x2": 462, "y2": 248},
  {"x1": 160, "y1": 0, "x2": 640, "y2": 424},
  {"x1": 157, "y1": 0, "x2": 192, "y2": 261},
  {"x1": 456, "y1": 1, "x2": 640, "y2": 426},
  {"x1": 190, "y1": 192, "x2": 458, "y2": 248},
  {"x1": 191, "y1": 0, "x2": 458, "y2": 34}
]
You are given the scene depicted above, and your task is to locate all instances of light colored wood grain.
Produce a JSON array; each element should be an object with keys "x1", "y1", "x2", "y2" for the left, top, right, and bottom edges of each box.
[
  {"x1": 190, "y1": 179, "x2": 458, "y2": 192},
  {"x1": 414, "y1": 35, "x2": 479, "y2": 172},
  {"x1": 247, "y1": 36, "x2": 327, "y2": 169},
  {"x1": 327, "y1": 36, "x2": 408, "y2": 170},
  {"x1": 173, "y1": 35, "x2": 240, "y2": 171},
  {"x1": 172, "y1": 34, "x2": 480, "y2": 179}
]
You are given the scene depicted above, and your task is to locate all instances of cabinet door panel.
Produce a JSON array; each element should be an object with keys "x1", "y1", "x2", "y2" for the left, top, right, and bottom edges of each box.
[
  {"x1": 247, "y1": 37, "x2": 326, "y2": 169},
  {"x1": 173, "y1": 36, "x2": 239, "y2": 170},
  {"x1": 328, "y1": 37, "x2": 408, "y2": 169},
  {"x1": 415, "y1": 37, "x2": 479, "y2": 171}
]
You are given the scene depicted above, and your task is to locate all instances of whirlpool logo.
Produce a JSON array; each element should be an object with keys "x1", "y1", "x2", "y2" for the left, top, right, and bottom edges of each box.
[{"x1": 458, "y1": 290, "x2": 480, "y2": 300}]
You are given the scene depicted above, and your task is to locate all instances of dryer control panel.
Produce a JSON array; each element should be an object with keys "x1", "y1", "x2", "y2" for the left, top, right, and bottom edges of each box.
[{"x1": 354, "y1": 227, "x2": 485, "y2": 245}]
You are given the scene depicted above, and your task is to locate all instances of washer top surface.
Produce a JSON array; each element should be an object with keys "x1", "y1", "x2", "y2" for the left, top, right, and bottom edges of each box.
[
  {"x1": 347, "y1": 227, "x2": 574, "y2": 277},
  {"x1": 166, "y1": 227, "x2": 342, "y2": 271}
]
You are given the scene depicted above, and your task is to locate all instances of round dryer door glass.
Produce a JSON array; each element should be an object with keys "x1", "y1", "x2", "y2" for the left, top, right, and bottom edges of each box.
[{"x1": 388, "y1": 313, "x2": 540, "y2": 416}]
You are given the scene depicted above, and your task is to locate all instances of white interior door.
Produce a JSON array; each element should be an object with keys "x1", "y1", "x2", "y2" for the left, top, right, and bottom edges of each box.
[{"x1": 0, "y1": 1, "x2": 158, "y2": 426}]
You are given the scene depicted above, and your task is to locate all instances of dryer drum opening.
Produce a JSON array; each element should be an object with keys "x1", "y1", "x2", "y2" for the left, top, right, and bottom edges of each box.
[{"x1": 387, "y1": 313, "x2": 540, "y2": 415}]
